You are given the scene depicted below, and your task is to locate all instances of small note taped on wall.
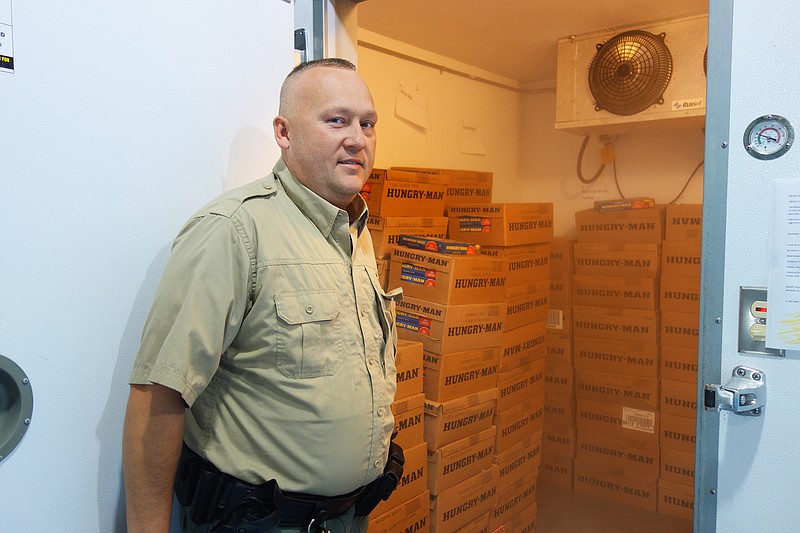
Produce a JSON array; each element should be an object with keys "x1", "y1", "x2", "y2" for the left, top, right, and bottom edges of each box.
[
  {"x1": 0, "y1": 0, "x2": 13, "y2": 73},
  {"x1": 459, "y1": 120, "x2": 486, "y2": 155},
  {"x1": 395, "y1": 83, "x2": 430, "y2": 129}
]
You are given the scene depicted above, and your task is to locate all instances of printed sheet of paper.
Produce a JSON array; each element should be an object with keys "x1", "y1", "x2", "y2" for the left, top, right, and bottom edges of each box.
[
  {"x1": 0, "y1": 0, "x2": 13, "y2": 73},
  {"x1": 766, "y1": 178, "x2": 800, "y2": 349},
  {"x1": 459, "y1": 120, "x2": 486, "y2": 155},
  {"x1": 395, "y1": 83, "x2": 430, "y2": 129}
]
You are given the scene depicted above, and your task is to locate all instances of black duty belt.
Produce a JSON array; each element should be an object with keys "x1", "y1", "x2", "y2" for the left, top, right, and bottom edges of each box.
[{"x1": 175, "y1": 442, "x2": 404, "y2": 532}]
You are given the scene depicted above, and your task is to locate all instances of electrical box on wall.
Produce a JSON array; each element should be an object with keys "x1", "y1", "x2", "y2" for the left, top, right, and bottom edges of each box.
[{"x1": 555, "y1": 13, "x2": 708, "y2": 136}]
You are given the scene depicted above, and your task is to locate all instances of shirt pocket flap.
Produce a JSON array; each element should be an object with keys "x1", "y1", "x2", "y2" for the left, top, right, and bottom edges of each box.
[{"x1": 275, "y1": 289, "x2": 339, "y2": 325}]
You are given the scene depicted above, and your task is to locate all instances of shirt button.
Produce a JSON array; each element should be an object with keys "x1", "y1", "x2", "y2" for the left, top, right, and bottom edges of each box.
[
  {"x1": 377, "y1": 407, "x2": 385, "y2": 416},
  {"x1": 360, "y1": 308, "x2": 367, "y2": 317},
  {"x1": 305, "y1": 305, "x2": 313, "y2": 314},
  {"x1": 374, "y1": 459, "x2": 382, "y2": 468}
]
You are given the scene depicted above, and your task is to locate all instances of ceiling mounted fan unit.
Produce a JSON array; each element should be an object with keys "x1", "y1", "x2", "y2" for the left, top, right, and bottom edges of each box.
[
  {"x1": 588, "y1": 30, "x2": 673, "y2": 116},
  {"x1": 555, "y1": 13, "x2": 708, "y2": 135}
]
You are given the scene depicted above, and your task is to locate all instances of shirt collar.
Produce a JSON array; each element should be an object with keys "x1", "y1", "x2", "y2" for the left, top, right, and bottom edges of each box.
[{"x1": 272, "y1": 159, "x2": 368, "y2": 237}]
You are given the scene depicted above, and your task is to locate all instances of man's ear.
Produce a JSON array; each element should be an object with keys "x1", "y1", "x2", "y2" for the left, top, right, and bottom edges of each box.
[{"x1": 273, "y1": 116, "x2": 290, "y2": 149}]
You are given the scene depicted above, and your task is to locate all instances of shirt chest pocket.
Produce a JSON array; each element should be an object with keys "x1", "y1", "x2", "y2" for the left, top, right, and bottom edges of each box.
[{"x1": 274, "y1": 289, "x2": 343, "y2": 378}]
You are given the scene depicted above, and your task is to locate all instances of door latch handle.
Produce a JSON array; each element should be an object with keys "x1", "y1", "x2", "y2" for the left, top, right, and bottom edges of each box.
[{"x1": 704, "y1": 366, "x2": 766, "y2": 416}]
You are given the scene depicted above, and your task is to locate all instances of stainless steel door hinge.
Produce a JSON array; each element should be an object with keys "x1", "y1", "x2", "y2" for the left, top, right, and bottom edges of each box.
[{"x1": 704, "y1": 366, "x2": 766, "y2": 416}]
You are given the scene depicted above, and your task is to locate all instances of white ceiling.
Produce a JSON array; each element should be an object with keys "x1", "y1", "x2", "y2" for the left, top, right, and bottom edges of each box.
[{"x1": 357, "y1": 0, "x2": 708, "y2": 85}]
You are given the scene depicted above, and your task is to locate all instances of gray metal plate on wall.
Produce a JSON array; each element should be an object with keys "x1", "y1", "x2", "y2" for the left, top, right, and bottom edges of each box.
[{"x1": 0, "y1": 354, "x2": 34, "y2": 462}]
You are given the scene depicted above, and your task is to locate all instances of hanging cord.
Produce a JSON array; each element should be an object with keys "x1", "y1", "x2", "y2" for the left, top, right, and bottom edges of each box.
[
  {"x1": 576, "y1": 135, "x2": 606, "y2": 184},
  {"x1": 611, "y1": 157, "x2": 704, "y2": 203},
  {"x1": 667, "y1": 159, "x2": 704, "y2": 204}
]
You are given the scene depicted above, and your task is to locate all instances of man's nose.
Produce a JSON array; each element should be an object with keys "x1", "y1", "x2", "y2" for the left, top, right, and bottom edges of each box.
[{"x1": 344, "y1": 123, "x2": 366, "y2": 149}]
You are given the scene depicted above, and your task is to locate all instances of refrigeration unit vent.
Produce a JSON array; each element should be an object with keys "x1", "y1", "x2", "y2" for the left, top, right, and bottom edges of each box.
[
  {"x1": 588, "y1": 30, "x2": 673, "y2": 116},
  {"x1": 556, "y1": 13, "x2": 707, "y2": 135}
]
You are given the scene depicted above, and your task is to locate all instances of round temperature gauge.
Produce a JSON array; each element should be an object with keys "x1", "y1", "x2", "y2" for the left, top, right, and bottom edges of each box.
[{"x1": 743, "y1": 114, "x2": 794, "y2": 160}]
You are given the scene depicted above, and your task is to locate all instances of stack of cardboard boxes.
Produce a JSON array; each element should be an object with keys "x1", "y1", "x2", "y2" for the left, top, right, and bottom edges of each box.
[
  {"x1": 540, "y1": 237, "x2": 577, "y2": 488},
  {"x1": 657, "y1": 204, "x2": 703, "y2": 520},
  {"x1": 569, "y1": 206, "x2": 665, "y2": 512},
  {"x1": 367, "y1": 166, "x2": 553, "y2": 533}
]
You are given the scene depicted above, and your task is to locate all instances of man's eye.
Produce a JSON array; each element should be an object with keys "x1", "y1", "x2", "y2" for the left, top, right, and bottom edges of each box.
[
  {"x1": 328, "y1": 117, "x2": 346, "y2": 125},
  {"x1": 361, "y1": 121, "x2": 375, "y2": 129}
]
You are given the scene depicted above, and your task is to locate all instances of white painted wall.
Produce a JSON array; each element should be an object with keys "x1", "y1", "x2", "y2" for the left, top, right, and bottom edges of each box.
[
  {"x1": 0, "y1": 1, "x2": 292, "y2": 531},
  {"x1": 713, "y1": 0, "x2": 800, "y2": 530}
]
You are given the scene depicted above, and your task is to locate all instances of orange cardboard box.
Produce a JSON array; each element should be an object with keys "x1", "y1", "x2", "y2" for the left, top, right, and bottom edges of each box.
[
  {"x1": 576, "y1": 429, "x2": 659, "y2": 476},
  {"x1": 661, "y1": 311, "x2": 700, "y2": 349},
  {"x1": 361, "y1": 169, "x2": 447, "y2": 218},
  {"x1": 546, "y1": 302, "x2": 572, "y2": 336},
  {"x1": 504, "y1": 280, "x2": 550, "y2": 331},
  {"x1": 660, "y1": 412, "x2": 697, "y2": 455},
  {"x1": 575, "y1": 368, "x2": 659, "y2": 410},
  {"x1": 574, "y1": 206, "x2": 665, "y2": 244},
  {"x1": 427, "y1": 426, "x2": 496, "y2": 495},
  {"x1": 448, "y1": 203, "x2": 554, "y2": 247},
  {"x1": 574, "y1": 459, "x2": 658, "y2": 511},
  {"x1": 661, "y1": 240, "x2": 702, "y2": 277},
  {"x1": 546, "y1": 333, "x2": 573, "y2": 365},
  {"x1": 395, "y1": 339, "x2": 424, "y2": 400},
  {"x1": 392, "y1": 393, "x2": 425, "y2": 449},
  {"x1": 390, "y1": 247, "x2": 506, "y2": 305},
  {"x1": 424, "y1": 388, "x2": 497, "y2": 450},
  {"x1": 372, "y1": 441, "x2": 427, "y2": 517},
  {"x1": 494, "y1": 431, "x2": 542, "y2": 496},
  {"x1": 390, "y1": 166, "x2": 493, "y2": 208},
  {"x1": 368, "y1": 216, "x2": 448, "y2": 259},
  {"x1": 396, "y1": 296, "x2": 505, "y2": 355},
  {"x1": 572, "y1": 305, "x2": 659, "y2": 344},
  {"x1": 661, "y1": 275, "x2": 701, "y2": 313},
  {"x1": 576, "y1": 398, "x2": 659, "y2": 444},
  {"x1": 544, "y1": 361, "x2": 574, "y2": 397},
  {"x1": 549, "y1": 237, "x2": 575, "y2": 273},
  {"x1": 660, "y1": 343, "x2": 699, "y2": 384},
  {"x1": 430, "y1": 466, "x2": 499, "y2": 533},
  {"x1": 539, "y1": 455, "x2": 573, "y2": 488},
  {"x1": 542, "y1": 422, "x2": 576, "y2": 460},
  {"x1": 480, "y1": 243, "x2": 550, "y2": 288},
  {"x1": 573, "y1": 336, "x2": 658, "y2": 378},
  {"x1": 573, "y1": 242, "x2": 661, "y2": 277},
  {"x1": 660, "y1": 446, "x2": 695, "y2": 487},
  {"x1": 497, "y1": 357, "x2": 545, "y2": 414},
  {"x1": 660, "y1": 379, "x2": 698, "y2": 419},
  {"x1": 572, "y1": 274, "x2": 659, "y2": 310},
  {"x1": 488, "y1": 469, "x2": 539, "y2": 532},
  {"x1": 367, "y1": 489, "x2": 430, "y2": 533},
  {"x1": 665, "y1": 204, "x2": 703, "y2": 241},
  {"x1": 548, "y1": 270, "x2": 572, "y2": 305},
  {"x1": 423, "y1": 347, "x2": 500, "y2": 403},
  {"x1": 493, "y1": 395, "x2": 545, "y2": 454},
  {"x1": 658, "y1": 479, "x2": 695, "y2": 521},
  {"x1": 543, "y1": 392, "x2": 576, "y2": 428},
  {"x1": 499, "y1": 320, "x2": 547, "y2": 372}
]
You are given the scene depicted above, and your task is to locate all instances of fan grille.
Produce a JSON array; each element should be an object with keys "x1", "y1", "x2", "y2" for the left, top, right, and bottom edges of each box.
[{"x1": 588, "y1": 30, "x2": 673, "y2": 116}]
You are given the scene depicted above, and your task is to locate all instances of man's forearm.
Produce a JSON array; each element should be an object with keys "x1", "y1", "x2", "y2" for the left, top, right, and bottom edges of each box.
[{"x1": 123, "y1": 384, "x2": 186, "y2": 533}]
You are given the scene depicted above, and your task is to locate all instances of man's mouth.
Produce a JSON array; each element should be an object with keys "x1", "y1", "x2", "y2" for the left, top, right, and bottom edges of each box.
[{"x1": 339, "y1": 158, "x2": 363, "y2": 167}]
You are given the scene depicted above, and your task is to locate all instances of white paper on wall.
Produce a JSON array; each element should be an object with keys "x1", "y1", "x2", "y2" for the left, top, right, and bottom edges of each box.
[
  {"x1": 395, "y1": 82, "x2": 430, "y2": 129},
  {"x1": 766, "y1": 178, "x2": 800, "y2": 349},
  {"x1": 459, "y1": 120, "x2": 486, "y2": 155}
]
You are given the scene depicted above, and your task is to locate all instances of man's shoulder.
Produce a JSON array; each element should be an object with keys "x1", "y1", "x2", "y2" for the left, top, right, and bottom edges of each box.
[{"x1": 194, "y1": 175, "x2": 280, "y2": 219}]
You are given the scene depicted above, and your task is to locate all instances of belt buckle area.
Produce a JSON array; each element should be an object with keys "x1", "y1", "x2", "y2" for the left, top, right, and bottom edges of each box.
[{"x1": 307, "y1": 517, "x2": 331, "y2": 533}]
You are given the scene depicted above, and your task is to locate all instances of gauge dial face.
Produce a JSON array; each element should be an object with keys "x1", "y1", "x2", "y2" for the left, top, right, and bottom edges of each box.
[{"x1": 744, "y1": 115, "x2": 794, "y2": 160}]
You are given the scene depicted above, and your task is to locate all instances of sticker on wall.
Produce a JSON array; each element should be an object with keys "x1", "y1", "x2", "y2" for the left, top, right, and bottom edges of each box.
[
  {"x1": 459, "y1": 120, "x2": 486, "y2": 155},
  {"x1": 0, "y1": 0, "x2": 13, "y2": 73},
  {"x1": 395, "y1": 83, "x2": 430, "y2": 129}
]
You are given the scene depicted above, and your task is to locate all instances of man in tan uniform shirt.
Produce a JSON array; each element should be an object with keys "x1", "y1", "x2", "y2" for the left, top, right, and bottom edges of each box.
[{"x1": 122, "y1": 58, "x2": 400, "y2": 533}]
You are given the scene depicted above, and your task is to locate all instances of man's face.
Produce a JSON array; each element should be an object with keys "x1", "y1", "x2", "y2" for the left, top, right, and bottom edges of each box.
[{"x1": 275, "y1": 67, "x2": 378, "y2": 210}]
